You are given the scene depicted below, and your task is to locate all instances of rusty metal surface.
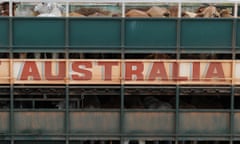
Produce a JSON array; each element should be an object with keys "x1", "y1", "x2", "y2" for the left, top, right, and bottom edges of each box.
[
  {"x1": 124, "y1": 112, "x2": 174, "y2": 133},
  {"x1": 179, "y1": 112, "x2": 229, "y2": 134},
  {"x1": 0, "y1": 112, "x2": 9, "y2": 133},
  {"x1": 14, "y1": 112, "x2": 64, "y2": 133},
  {"x1": 69, "y1": 111, "x2": 120, "y2": 133},
  {"x1": 233, "y1": 112, "x2": 240, "y2": 133}
]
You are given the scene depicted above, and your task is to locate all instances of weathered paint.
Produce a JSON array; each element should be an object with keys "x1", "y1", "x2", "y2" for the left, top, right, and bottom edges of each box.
[
  {"x1": 124, "y1": 112, "x2": 174, "y2": 133},
  {"x1": 13, "y1": 19, "x2": 65, "y2": 46},
  {"x1": 0, "y1": 59, "x2": 238, "y2": 84},
  {"x1": 125, "y1": 19, "x2": 177, "y2": 47},
  {"x1": 0, "y1": 18, "x2": 9, "y2": 47},
  {"x1": 181, "y1": 19, "x2": 233, "y2": 47},
  {"x1": 0, "y1": 112, "x2": 9, "y2": 133},
  {"x1": 14, "y1": 112, "x2": 65, "y2": 133},
  {"x1": 233, "y1": 112, "x2": 240, "y2": 133},
  {"x1": 0, "y1": 18, "x2": 237, "y2": 51},
  {"x1": 69, "y1": 111, "x2": 120, "y2": 133},
  {"x1": 69, "y1": 19, "x2": 121, "y2": 46},
  {"x1": 179, "y1": 112, "x2": 229, "y2": 134}
]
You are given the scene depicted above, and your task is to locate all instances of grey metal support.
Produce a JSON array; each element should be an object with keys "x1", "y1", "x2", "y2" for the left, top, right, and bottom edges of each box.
[
  {"x1": 234, "y1": 3, "x2": 238, "y2": 18},
  {"x1": 65, "y1": 16, "x2": 69, "y2": 59},
  {"x1": 9, "y1": 22, "x2": 13, "y2": 142},
  {"x1": 175, "y1": 85, "x2": 180, "y2": 144},
  {"x1": 120, "y1": 17, "x2": 125, "y2": 144},
  {"x1": 176, "y1": 18, "x2": 181, "y2": 60},
  {"x1": 120, "y1": 84, "x2": 125, "y2": 144},
  {"x1": 178, "y1": 3, "x2": 182, "y2": 18},
  {"x1": 176, "y1": 15, "x2": 181, "y2": 143},
  {"x1": 232, "y1": 18, "x2": 237, "y2": 60},
  {"x1": 9, "y1": 0, "x2": 13, "y2": 17},
  {"x1": 65, "y1": 14, "x2": 70, "y2": 144},
  {"x1": 121, "y1": 18, "x2": 125, "y2": 60},
  {"x1": 9, "y1": 17, "x2": 13, "y2": 59},
  {"x1": 230, "y1": 86, "x2": 235, "y2": 144},
  {"x1": 10, "y1": 85, "x2": 14, "y2": 144},
  {"x1": 65, "y1": 85, "x2": 69, "y2": 144}
]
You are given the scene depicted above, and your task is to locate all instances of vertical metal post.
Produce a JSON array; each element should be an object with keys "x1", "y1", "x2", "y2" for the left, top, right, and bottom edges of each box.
[
  {"x1": 176, "y1": 4, "x2": 181, "y2": 142},
  {"x1": 120, "y1": 84, "x2": 125, "y2": 144},
  {"x1": 65, "y1": 10, "x2": 69, "y2": 59},
  {"x1": 120, "y1": 12, "x2": 125, "y2": 144},
  {"x1": 65, "y1": 85, "x2": 69, "y2": 144},
  {"x1": 230, "y1": 86, "x2": 235, "y2": 144},
  {"x1": 234, "y1": 3, "x2": 238, "y2": 18},
  {"x1": 175, "y1": 3, "x2": 181, "y2": 143},
  {"x1": 178, "y1": 2, "x2": 181, "y2": 18},
  {"x1": 231, "y1": 18, "x2": 236, "y2": 144},
  {"x1": 232, "y1": 18, "x2": 237, "y2": 60},
  {"x1": 122, "y1": 0, "x2": 125, "y2": 18},
  {"x1": 66, "y1": 2, "x2": 69, "y2": 17},
  {"x1": 65, "y1": 4, "x2": 70, "y2": 142},
  {"x1": 9, "y1": 0, "x2": 13, "y2": 17},
  {"x1": 176, "y1": 2, "x2": 181, "y2": 60},
  {"x1": 10, "y1": 85, "x2": 14, "y2": 144},
  {"x1": 175, "y1": 85, "x2": 180, "y2": 144},
  {"x1": 9, "y1": 8, "x2": 14, "y2": 143}
]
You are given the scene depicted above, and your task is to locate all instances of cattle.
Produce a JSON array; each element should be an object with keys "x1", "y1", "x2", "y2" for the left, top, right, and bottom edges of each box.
[
  {"x1": 145, "y1": 53, "x2": 172, "y2": 59},
  {"x1": 169, "y1": 6, "x2": 178, "y2": 17},
  {"x1": 15, "y1": 4, "x2": 35, "y2": 16},
  {"x1": 34, "y1": 2, "x2": 65, "y2": 17},
  {"x1": 0, "y1": 2, "x2": 17, "y2": 16},
  {"x1": 196, "y1": 5, "x2": 220, "y2": 18},
  {"x1": 82, "y1": 95, "x2": 101, "y2": 109},
  {"x1": 143, "y1": 96, "x2": 172, "y2": 109},
  {"x1": 124, "y1": 4, "x2": 235, "y2": 18},
  {"x1": 182, "y1": 11, "x2": 198, "y2": 18},
  {"x1": 1, "y1": 2, "x2": 236, "y2": 18},
  {"x1": 125, "y1": 9, "x2": 149, "y2": 17},
  {"x1": 146, "y1": 6, "x2": 170, "y2": 17},
  {"x1": 220, "y1": 9, "x2": 233, "y2": 18},
  {"x1": 72, "y1": 7, "x2": 117, "y2": 17},
  {"x1": 69, "y1": 11, "x2": 85, "y2": 17}
]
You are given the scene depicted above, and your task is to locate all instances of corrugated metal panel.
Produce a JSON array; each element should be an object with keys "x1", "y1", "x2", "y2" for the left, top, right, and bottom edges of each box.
[
  {"x1": 179, "y1": 112, "x2": 230, "y2": 134},
  {"x1": 181, "y1": 19, "x2": 233, "y2": 48},
  {"x1": 0, "y1": 112, "x2": 9, "y2": 133},
  {"x1": 237, "y1": 19, "x2": 240, "y2": 48},
  {"x1": 125, "y1": 19, "x2": 177, "y2": 48},
  {"x1": 13, "y1": 18, "x2": 65, "y2": 47},
  {"x1": 69, "y1": 19, "x2": 121, "y2": 47},
  {"x1": 69, "y1": 111, "x2": 120, "y2": 133},
  {"x1": 14, "y1": 112, "x2": 65, "y2": 133},
  {"x1": 233, "y1": 112, "x2": 240, "y2": 133},
  {"x1": 0, "y1": 19, "x2": 9, "y2": 47},
  {"x1": 124, "y1": 112, "x2": 175, "y2": 134}
]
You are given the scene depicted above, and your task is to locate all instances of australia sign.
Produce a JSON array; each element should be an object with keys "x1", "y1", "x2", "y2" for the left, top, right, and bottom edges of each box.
[{"x1": 0, "y1": 59, "x2": 239, "y2": 85}]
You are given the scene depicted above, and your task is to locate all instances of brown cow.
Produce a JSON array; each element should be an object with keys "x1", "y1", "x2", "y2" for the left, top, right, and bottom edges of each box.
[
  {"x1": 196, "y1": 5, "x2": 220, "y2": 18},
  {"x1": 169, "y1": 6, "x2": 178, "y2": 17},
  {"x1": 69, "y1": 11, "x2": 85, "y2": 17},
  {"x1": 182, "y1": 11, "x2": 198, "y2": 18},
  {"x1": 125, "y1": 9, "x2": 149, "y2": 17},
  {"x1": 146, "y1": 6, "x2": 170, "y2": 17},
  {"x1": 220, "y1": 9, "x2": 233, "y2": 18},
  {"x1": 0, "y1": 2, "x2": 17, "y2": 16}
]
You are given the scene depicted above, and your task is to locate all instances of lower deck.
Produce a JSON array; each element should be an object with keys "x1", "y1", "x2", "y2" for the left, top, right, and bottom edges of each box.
[{"x1": 0, "y1": 85, "x2": 240, "y2": 143}]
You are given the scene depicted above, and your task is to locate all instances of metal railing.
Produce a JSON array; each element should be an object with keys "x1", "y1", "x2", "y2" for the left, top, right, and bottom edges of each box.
[{"x1": 1, "y1": 0, "x2": 240, "y2": 17}]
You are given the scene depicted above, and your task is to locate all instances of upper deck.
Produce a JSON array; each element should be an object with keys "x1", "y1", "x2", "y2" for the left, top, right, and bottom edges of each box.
[{"x1": 0, "y1": 0, "x2": 240, "y2": 53}]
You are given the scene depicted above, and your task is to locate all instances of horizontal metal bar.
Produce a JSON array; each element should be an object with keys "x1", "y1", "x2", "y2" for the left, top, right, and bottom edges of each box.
[{"x1": 4, "y1": 0, "x2": 240, "y2": 4}]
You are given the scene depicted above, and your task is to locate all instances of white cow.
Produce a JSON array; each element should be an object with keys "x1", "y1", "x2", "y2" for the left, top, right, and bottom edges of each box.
[{"x1": 34, "y1": 2, "x2": 64, "y2": 17}]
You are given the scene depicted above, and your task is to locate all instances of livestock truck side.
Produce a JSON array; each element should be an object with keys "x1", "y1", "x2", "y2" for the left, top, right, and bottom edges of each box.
[{"x1": 0, "y1": 0, "x2": 240, "y2": 144}]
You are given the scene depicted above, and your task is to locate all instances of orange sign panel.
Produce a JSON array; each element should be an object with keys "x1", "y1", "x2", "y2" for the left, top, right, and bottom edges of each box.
[{"x1": 0, "y1": 59, "x2": 238, "y2": 85}]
